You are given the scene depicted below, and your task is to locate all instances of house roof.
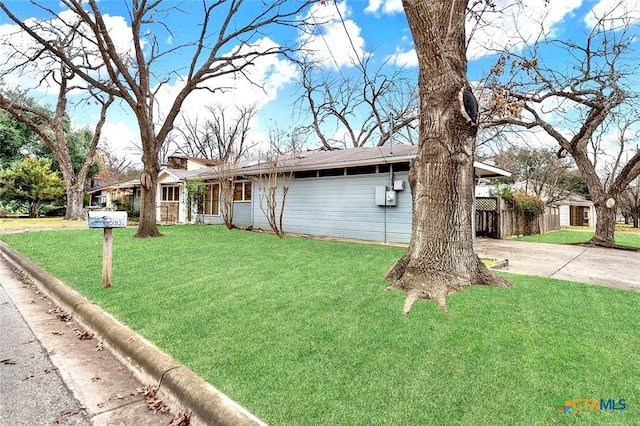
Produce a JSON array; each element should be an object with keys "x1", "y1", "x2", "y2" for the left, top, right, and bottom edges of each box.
[
  {"x1": 159, "y1": 168, "x2": 194, "y2": 180},
  {"x1": 87, "y1": 179, "x2": 139, "y2": 193},
  {"x1": 183, "y1": 156, "x2": 223, "y2": 167},
  {"x1": 180, "y1": 145, "x2": 511, "y2": 180},
  {"x1": 551, "y1": 192, "x2": 594, "y2": 206}
]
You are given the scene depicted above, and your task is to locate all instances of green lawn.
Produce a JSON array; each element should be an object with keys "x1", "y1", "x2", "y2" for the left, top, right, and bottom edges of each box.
[
  {"x1": 514, "y1": 229, "x2": 640, "y2": 249},
  {"x1": 1, "y1": 226, "x2": 639, "y2": 425}
]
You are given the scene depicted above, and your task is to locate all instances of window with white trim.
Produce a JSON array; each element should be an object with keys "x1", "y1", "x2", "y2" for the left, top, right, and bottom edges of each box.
[
  {"x1": 162, "y1": 185, "x2": 180, "y2": 202},
  {"x1": 204, "y1": 184, "x2": 220, "y2": 215},
  {"x1": 233, "y1": 181, "x2": 251, "y2": 201}
]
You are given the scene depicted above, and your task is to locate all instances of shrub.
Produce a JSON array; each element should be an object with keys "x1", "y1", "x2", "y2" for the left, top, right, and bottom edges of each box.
[
  {"x1": 111, "y1": 196, "x2": 132, "y2": 212},
  {"x1": 0, "y1": 201, "x2": 25, "y2": 217},
  {"x1": 490, "y1": 185, "x2": 545, "y2": 220}
]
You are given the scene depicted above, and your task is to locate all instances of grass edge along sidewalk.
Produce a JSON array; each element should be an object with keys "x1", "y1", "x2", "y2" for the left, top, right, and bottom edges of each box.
[
  {"x1": 1, "y1": 225, "x2": 639, "y2": 425},
  {"x1": 0, "y1": 240, "x2": 266, "y2": 426}
]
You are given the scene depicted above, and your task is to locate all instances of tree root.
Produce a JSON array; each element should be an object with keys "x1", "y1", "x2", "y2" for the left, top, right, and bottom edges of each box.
[
  {"x1": 402, "y1": 294, "x2": 417, "y2": 315},
  {"x1": 385, "y1": 256, "x2": 511, "y2": 316}
]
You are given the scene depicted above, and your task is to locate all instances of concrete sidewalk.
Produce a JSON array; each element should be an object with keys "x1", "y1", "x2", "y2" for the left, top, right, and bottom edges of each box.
[
  {"x1": 0, "y1": 252, "x2": 177, "y2": 425},
  {"x1": 474, "y1": 238, "x2": 640, "y2": 292},
  {"x1": 1, "y1": 273, "x2": 90, "y2": 425},
  {"x1": 0, "y1": 242, "x2": 265, "y2": 426}
]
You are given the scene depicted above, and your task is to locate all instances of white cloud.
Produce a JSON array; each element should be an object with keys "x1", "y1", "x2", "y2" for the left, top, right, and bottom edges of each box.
[
  {"x1": 365, "y1": 0, "x2": 382, "y2": 15},
  {"x1": 0, "y1": 8, "x2": 299, "y2": 163},
  {"x1": 155, "y1": 37, "x2": 297, "y2": 117},
  {"x1": 386, "y1": 47, "x2": 418, "y2": 67},
  {"x1": 298, "y1": 1, "x2": 366, "y2": 69},
  {"x1": 153, "y1": 37, "x2": 299, "y2": 153},
  {"x1": 365, "y1": 0, "x2": 403, "y2": 15},
  {"x1": 0, "y1": 10, "x2": 136, "y2": 94},
  {"x1": 467, "y1": 0, "x2": 584, "y2": 60},
  {"x1": 584, "y1": 0, "x2": 640, "y2": 28},
  {"x1": 100, "y1": 121, "x2": 143, "y2": 164}
]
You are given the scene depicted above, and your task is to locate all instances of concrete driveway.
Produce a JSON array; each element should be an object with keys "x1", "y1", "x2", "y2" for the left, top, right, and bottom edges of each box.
[{"x1": 474, "y1": 238, "x2": 640, "y2": 292}]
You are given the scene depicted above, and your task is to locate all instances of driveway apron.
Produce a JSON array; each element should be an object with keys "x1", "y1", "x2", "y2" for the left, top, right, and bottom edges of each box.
[{"x1": 474, "y1": 238, "x2": 640, "y2": 292}]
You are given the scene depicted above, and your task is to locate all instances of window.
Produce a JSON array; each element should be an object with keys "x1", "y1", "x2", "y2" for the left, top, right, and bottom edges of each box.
[
  {"x1": 319, "y1": 168, "x2": 345, "y2": 177},
  {"x1": 204, "y1": 184, "x2": 220, "y2": 215},
  {"x1": 135, "y1": 188, "x2": 141, "y2": 199},
  {"x1": 294, "y1": 170, "x2": 318, "y2": 179},
  {"x1": 162, "y1": 185, "x2": 180, "y2": 202},
  {"x1": 347, "y1": 165, "x2": 377, "y2": 175},
  {"x1": 379, "y1": 162, "x2": 410, "y2": 173},
  {"x1": 233, "y1": 181, "x2": 251, "y2": 201},
  {"x1": 392, "y1": 161, "x2": 411, "y2": 172}
]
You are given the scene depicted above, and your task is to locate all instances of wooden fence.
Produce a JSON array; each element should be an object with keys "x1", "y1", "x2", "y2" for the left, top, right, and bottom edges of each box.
[{"x1": 476, "y1": 197, "x2": 560, "y2": 239}]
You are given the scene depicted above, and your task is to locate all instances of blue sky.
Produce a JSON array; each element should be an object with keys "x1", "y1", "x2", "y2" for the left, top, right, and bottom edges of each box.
[{"x1": 0, "y1": 0, "x2": 638, "y2": 163}]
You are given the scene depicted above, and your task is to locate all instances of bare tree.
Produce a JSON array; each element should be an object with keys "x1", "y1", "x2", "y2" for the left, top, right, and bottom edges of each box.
[
  {"x1": 485, "y1": 7, "x2": 640, "y2": 247},
  {"x1": 218, "y1": 164, "x2": 236, "y2": 230},
  {"x1": 0, "y1": 0, "x2": 316, "y2": 237},
  {"x1": 173, "y1": 104, "x2": 258, "y2": 162},
  {"x1": 95, "y1": 143, "x2": 139, "y2": 186},
  {"x1": 296, "y1": 52, "x2": 418, "y2": 149},
  {"x1": 0, "y1": 79, "x2": 112, "y2": 220},
  {"x1": 383, "y1": 0, "x2": 510, "y2": 315},
  {"x1": 254, "y1": 125, "x2": 301, "y2": 237},
  {"x1": 490, "y1": 145, "x2": 575, "y2": 204}
]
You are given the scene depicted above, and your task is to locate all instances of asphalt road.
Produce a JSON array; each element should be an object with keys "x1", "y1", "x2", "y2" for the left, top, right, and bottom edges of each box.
[
  {"x1": 0, "y1": 253, "x2": 182, "y2": 426},
  {"x1": 0, "y1": 275, "x2": 90, "y2": 425}
]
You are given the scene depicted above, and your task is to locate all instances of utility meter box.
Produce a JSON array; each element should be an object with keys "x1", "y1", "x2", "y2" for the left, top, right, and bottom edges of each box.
[
  {"x1": 87, "y1": 211, "x2": 128, "y2": 228},
  {"x1": 375, "y1": 186, "x2": 397, "y2": 206},
  {"x1": 393, "y1": 180, "x2": 405, "y2": 191}
]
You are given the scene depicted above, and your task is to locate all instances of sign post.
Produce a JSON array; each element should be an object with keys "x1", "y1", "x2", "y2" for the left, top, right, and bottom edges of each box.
[{"x1": 87, "y1": 211, "x2": 127, "y2": 288}]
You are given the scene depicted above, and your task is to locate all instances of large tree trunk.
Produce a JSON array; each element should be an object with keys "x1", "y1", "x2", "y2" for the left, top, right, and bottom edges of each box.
[
  {"x1": 56, "y1": 151, "x2": 86, "y2": 221},
  {"x1": 385, "y1": 0, "x2": 510, "y2": 314},
  {"x1": 64, "y1": 181, "x2": 86, "y2": 220},
  {"x1": 573, "y1": 152, "x2": 618, "y2": 247},
  {"x1": 590, "y1": 196, "x2": 617, "y2": 247},
  {"x1": 135, "y1": 132, "x2": 163, "y2": 238},
  {"x1": 136, "y1": 167, "x2": 162, "y2": 238}
]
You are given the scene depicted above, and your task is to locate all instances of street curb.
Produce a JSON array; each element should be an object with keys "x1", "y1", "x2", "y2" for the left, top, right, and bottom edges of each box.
[{"x1": 0, "y1": 240, "x2": 266, "y2": 426}]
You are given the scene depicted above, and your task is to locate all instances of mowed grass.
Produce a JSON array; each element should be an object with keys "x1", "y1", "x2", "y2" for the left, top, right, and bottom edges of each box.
[
  {"x1": 514, "y1": 229, "x2": 640, "y2": 249},
  {"x1": 1, "y1": 226, "x2": 639, "y2": 425}
]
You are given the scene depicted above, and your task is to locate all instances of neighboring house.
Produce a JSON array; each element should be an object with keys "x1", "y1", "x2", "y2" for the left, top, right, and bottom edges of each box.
[
  {"x1": 168, "y1": 145, "x2": 510, "y2": 244},
  {"x1": 157, "y1": 155, "x2": 223, "y2": 224},
  {"x1": 510, "y1": 179, "x2": 596, "y2": 227},
  {"x1": 88, "y1": 179, "x2": 141, "y2": 211},
  {"x1": 553, "y1": 193, "x2": 596, "y2": 227}
]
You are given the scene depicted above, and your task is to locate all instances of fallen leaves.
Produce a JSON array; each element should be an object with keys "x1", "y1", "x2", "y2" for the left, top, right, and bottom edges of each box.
[
  {"x1": 53, "y1": 409, "x2": 84, "y2": 425},
  {"x1": 131, "y1": 385, "x2": 191, "y2": 424},
  {"x1": 48, "y1": 307, "x2": 72, "y2": 322},
  {"x1": 132, "y1": 385, "x2": 170, "y2": 415},
  {"x1": 170, "y1": 411, "x2": 191, "y2": 426},
  {"x1": 75, "y1": 329, "x2": 94, "y2": 340},
  {"x1": 0, "y1": 358, "x2": 17, "y2": 365}
]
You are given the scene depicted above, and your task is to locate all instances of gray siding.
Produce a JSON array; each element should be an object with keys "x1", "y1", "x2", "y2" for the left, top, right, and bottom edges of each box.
[
  {"x1": 233, "y1": 202, "x2": 252, "y2": 227},
  {"x1": 252, "y1": 172, "x2": 412, "y2": 243},
  {"x1": 198, "y1": 201, "x2": 252, "y2": 226}
]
